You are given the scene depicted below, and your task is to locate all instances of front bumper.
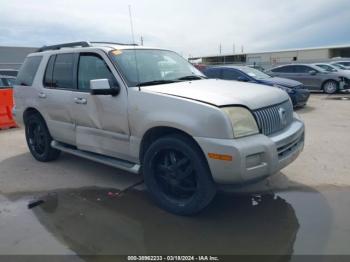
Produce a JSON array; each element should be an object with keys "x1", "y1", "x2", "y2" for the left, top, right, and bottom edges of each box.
[
  {"x1": 194, "y1": 116, "x2": 304, "y2": 184},
  {"x1": 291, "y1": 89, "x2": 310, "y2": 107},
  {"x1": 340, "y1": 78, "x2": 350, "y2": 90}
]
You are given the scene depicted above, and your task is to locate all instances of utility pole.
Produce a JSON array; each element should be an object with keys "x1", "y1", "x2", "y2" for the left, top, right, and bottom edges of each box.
[
  {"x1": 140, "y1": 36, "x2": 144, "y2": 46},
  {"x1": 233, "y1": 42, "x2": 235, "y2": 54},
  {"x1": 219, "y1": 43, "x2": 222, "y2": 55},
  {"x1": 241, "y1": 45, "x2": 244, "y2": 53}
]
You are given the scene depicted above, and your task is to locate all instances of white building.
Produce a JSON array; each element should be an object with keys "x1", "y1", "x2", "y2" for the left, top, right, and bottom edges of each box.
[{"x1": 189, "y1": 44, "x2": 350, "y2": 69}]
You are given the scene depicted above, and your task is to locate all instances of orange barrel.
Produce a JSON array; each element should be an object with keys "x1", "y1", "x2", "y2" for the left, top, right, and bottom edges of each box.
[{"x1": 0, "y1": 88, "x2": 17, "y2": 129}]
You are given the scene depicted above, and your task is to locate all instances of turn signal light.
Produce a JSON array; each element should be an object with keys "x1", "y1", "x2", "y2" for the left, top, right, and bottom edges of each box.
[{"x1": 208, "y1": 153, "x2": 233, "y2": 161}]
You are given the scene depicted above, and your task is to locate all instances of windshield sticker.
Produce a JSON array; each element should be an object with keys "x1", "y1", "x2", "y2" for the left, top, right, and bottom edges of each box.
[{"x1": 247, "y1": 73, "x2": 256, "y2": 77}]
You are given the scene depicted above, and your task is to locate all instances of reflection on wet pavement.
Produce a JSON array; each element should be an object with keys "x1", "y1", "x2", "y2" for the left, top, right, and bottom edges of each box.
[
  {"x1": 34, "y1": 189, "x2": 299, "y2": 256},
  {"x1": 1, "y1": 186, "x2": 350, "y2": 258}
]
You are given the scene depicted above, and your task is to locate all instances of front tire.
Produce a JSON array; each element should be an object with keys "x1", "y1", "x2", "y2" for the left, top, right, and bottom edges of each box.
[
  {"x1": 143, "y1": 134, "x2": 216, "y2": 215},
  {"x1": 323, "y1": 80, "x2": 338, "y2": 94},
  {"x1": 25, "y1": 114, "x2": 61, "y2": 162}
]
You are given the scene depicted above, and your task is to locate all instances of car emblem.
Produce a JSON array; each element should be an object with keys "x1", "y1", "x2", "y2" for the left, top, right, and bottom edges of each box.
[{"x1": 278, "y1": 107, "x2": 287, "y2": 126}]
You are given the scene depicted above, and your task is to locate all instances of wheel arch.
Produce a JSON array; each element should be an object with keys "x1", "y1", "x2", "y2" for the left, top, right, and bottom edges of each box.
[
  {"x1": 139, "y1": 126, "x2": 206, "y2": 165},
  {"x1": 23, "y1": 107, "x2": 44, "y2": 124},
  {"x1": 321, "y1": 79, "x2": 339, "y2": 90}
]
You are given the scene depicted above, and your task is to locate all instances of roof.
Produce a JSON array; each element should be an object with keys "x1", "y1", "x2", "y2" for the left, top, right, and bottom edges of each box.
[
  {"x1": 206, "y1": 65, "x2": 248, "y2": 69},
  {"x1": 33, "y1": 41, "x2": 166, "y2": 55}
]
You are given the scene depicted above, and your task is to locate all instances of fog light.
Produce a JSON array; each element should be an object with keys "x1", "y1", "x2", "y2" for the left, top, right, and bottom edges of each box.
[{"x1": 246, "y1": 153, "x2": 263, "y2": 168}]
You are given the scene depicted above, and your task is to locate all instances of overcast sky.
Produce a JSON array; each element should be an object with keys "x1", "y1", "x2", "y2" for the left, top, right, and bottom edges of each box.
[{"x1": 0, "y1": 0, "x2": 349, "y2": 57}]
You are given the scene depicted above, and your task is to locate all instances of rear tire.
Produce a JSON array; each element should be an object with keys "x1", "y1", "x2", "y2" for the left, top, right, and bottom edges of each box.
[
  {"x1": 323, "y1": 80, "x2": 338, "y2": 94},
  {"x1": 143, "y1": 134, "x2": 216, "y2": 215},
  {"x1": 25, "y1": 114, "x2": 61, "y2": 162}
]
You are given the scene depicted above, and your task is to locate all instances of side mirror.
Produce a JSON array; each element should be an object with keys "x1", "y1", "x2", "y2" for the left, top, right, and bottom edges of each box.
[
  {"x1": 90, "y1": 79, "x2": 120, "y2": 96},
  {"x1": 237, "y1": 76, "x2": 249, "y2": 82},
  {"x1": 309, "y1": 70, "x2": 317, "y2": 75}
]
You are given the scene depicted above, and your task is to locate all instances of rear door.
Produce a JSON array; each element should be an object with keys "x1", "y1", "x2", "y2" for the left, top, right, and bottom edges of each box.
[
  {"x1": 40, "y1": 53, "x2": 76, "y2": 145},
  {"x1": 70, "y1": 51, "x2": 130, "y2": 160},
  {"x1": 270, "y1": 65, "x2": 296, "y2": 80}
]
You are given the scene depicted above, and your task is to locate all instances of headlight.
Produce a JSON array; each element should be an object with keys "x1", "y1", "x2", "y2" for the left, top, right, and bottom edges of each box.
[
  {"x1": 222, "y1": 107, "x2": 259, "y2": 138},
  {"x1": 273, "y1": 84, "x2": 295, "y2": 94}
]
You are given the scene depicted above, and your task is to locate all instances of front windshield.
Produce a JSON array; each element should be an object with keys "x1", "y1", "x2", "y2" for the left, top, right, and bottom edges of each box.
[
  {"x1": 238, "y1": 66, "x2": 271, "y2": 80},
  {"x1": 317, "y1": 64, "x2": 337, "y2": 72},
  {"x1": 338, "y1": 62, "x2": 350, "y2": 66},
  {"x1": 110, "y1": 49, "x2": 204, "y2": 86}
]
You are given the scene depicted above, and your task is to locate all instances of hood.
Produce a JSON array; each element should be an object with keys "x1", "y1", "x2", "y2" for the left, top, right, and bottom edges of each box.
[
  {"x1": 334, "y1": 70, "x2": 350, "y2": 79},
  {"x1": 141, "y1": 79, "x2": 289, "y2": 110},
  {"x1": 259, "y1": 77, "x2": 302, "y2": 88}
]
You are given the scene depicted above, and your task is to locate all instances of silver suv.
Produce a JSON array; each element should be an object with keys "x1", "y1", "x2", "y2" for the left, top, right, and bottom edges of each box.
[{"x1": 14, "y1": 41, "x2": 305, "y2": 215}]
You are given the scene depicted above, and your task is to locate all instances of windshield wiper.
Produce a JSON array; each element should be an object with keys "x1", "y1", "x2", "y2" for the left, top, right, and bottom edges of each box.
[
  {"x1": 177, "y1": 75, "x2": 206, "y2": 81},
  {"x1": 137, "y1": 80, "x2": 179, "y2": 87}
]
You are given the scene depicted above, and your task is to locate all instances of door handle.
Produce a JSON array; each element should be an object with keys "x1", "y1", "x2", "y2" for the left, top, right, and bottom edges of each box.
[
  {"x1": 74, "y1": 97, "x2": 87, "y2": 104},
  {"x1": 38, "y1": 92, "x2": 47, "y2": 99}
]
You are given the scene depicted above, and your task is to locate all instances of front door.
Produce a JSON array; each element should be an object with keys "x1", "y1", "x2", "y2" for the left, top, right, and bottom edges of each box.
[
  {"x1": 70, "y1": 51, "x2": 131, "y2": 161},
  {"x1": 293, "y1": 65, "x2": 321, "y2": 90}
]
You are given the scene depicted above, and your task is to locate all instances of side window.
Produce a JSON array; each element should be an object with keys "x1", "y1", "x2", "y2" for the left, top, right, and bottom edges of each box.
[
  {"x1": 222, "y1": 69, "x2": 243, "y2": 80},
  {"x1": 272, "y1": 66, "x2": 294, "y2": 73},
  {"x1": 15, "y1": 56, "x2": 43, "y2": 86},
  {"x1": 204, "y1": 68, "x2": 221, "y2": 78},
  {"x1": 271, "y1": 67, "x2": 283, "y2": 72},
  {"x1": 43, "y1": 55, "x2": 56, "y2": 87},
  {"x1": 78, "y1": 53, "x2": 118, "y2": 91},
  {"x1": 52, "y1": 53, "x2": 75, "y2": 89},
  {"x1": 0, "y1": 79, "x2": 4, "y2": 87},
  {"x1": 294, "y1": 65, "x2": 313, "y2": 73}
]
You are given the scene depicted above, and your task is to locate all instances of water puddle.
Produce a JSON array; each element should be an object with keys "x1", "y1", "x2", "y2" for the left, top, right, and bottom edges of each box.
[
  {"x1": 325, "y1": 96, "x2": 350, "y2": 101},
  {"x1": 1, "y1": 186, "x2": 350, "y2": 258}
]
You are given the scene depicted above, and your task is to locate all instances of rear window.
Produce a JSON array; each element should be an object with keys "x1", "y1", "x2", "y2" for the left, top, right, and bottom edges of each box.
[{"x1": 15, "y1": 56, "x2": 42, "y2": 86}]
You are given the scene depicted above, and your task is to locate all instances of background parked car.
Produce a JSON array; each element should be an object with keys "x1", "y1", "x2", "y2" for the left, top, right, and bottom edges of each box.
[
  {"x1": 247, "y1": 64, "x2": 265, "y2": 72},
  {"x1": 314, "y1": 63, "x2": 340, "y2": 72},
  {"x1": 267, "y1": 64, "x2": 348, "y2": 94},
  {"x1": 329, "y1": 63, "x2": 348, "y2": 70},
  {"x1": 202, "y1": 65, "x2": 310, "y2": 107},
  {"x1": 0, "y1": 75, "x2": 16, "y2": 89},
  {"x1": 330, "y1": 61, "x2": 350, "y2": 70},
  {"x1": 0, "y1": 69, "x2": 18, "y2": 77}
]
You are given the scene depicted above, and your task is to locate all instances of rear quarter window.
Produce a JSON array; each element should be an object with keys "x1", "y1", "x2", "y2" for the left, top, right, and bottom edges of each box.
[{"x1": 15, "y1": 56, "x2": 43, "y2": 86}]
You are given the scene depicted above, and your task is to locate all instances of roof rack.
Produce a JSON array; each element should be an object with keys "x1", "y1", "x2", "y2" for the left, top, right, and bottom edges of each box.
[
  {"x1": 37, "y1": 41, "x2": 138, "y2": 52},
  {"x1": 90, "y1": 41, "x2": 138, "y2": 46},
  {"x1": 37, "y1": 41, "x2": 91, "y2": 52}
]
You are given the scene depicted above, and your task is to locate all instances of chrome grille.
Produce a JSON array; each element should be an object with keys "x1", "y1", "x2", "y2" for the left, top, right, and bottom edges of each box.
[{"x1": 253, "y1": 100, "x2": 293, "y2": 136}]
